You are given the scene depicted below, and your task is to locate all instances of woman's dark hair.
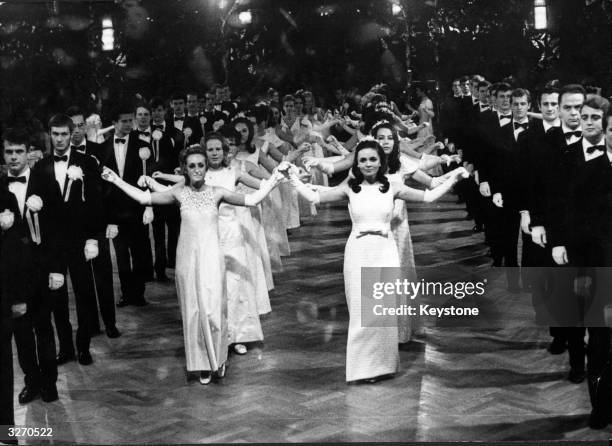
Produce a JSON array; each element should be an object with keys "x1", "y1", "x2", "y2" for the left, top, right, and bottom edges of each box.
[
  {"x1": 179, "y1": 144, "x2": 207, "y2": 185},
  {"x1": 252, "y1": 103, "x2": 270, "y2": 126},
  {"x1": 370, "y1": 120, "x2": 400, "y2": 175},
  {"x1": 348, "y1": 139, "x2": 390, "y2": 194},
  {"x1": 231, "y1": 116, "x2": 255, "y2": 153},
  {"x1": 204, "y1": 132, "x2": 230, "y2": 167}
]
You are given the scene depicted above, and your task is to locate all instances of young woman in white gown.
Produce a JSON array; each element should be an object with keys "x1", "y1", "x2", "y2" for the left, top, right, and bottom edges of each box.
[
  {"x1": 101, "y1": 145, "x2": 282, "y2": 384},
  {"x1": 286, "y1": 139, "x2": 468, "y2": 383}
]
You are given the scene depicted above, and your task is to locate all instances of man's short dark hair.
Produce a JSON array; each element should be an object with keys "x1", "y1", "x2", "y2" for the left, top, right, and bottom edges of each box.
[
  {"x1": 559, "y1": 84, "x2": 587, "y2": 104},
  {"x1": 496, "y1": 83, "x2": 513, "y2": 96},
  {"x1": 149, "y1": 97, "x2": 166, "y2": 110},
  {"x1": 512, "y1": 88, "x2": 531, "y2": 103},
  {"x1": 477, "y1": 80, "x2": 491, "y2": 90},
  {"x1": 65, "y1": 105, "x2": 84, "y2": 118},
  {"x1": 48, "y1": 113, "x2": 75, "y2": 132},
  {"x1": 108, "y1": 101, "x2": 135, "y2": 122},
  {"x1": 2, "y1": 127, "x2": 30, "y2": 147},
  {"x1": 538, "y1": 87, "x2": 559, "y2": 104},
  {"x1": 582, "y1": 95, "x2": 610, "y2": 115}
]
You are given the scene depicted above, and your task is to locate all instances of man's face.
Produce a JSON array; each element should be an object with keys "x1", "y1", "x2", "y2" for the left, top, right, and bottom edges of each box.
[
  {"x1": 511, "y1": 95, "x2": 530, "y2": 121},
  {"x1": 70, "y1": 114, "x2": 86, "y2": 145},
  {"x1": 171, "y1": 99, "x2": 185, "y2": 116},
  {"x1": 580, "y1": 105, "x2": 604, "y2": 142},
  {"x1": 605, "y1": 116, "x2": 612, "y2": 151},
  {"x1": 496, "y1": 90, "x2": 512, "y2": 113},
  {"x1": 186, "y1": 94, "x2": 198, "y2": 115},
  {"x1": 539, "y1": 93, "x2": 559, "y2": 123},
  {"x1": 460, "y1": 80, "x2": 470, "y2": 95},
  {"x1": 559, "y1": 93, "x2": 584, "y2": 130},
  {"x1": 223, "y1": 86, "x2": 231, "y2": 101},
  {"x1": 452, "y1": 81, "x2": 461, "y2": 96},
  {"x1": 205, "y1": 93, "x2": 215, "y2": 109},
  {"x1": 151, "y1": 105, "x2": 166, "y2": 124},
  {"x1": 50, "y1": 126, "x2": 72, "y2": 154},
  {"x1": 197, "y1": 97, "x2": 206, "y2": 113},
  {"x1": 3, "y1": 141, "x2": 28, "y2": 176},
  {"x1": 471, "y1": 81, "x2": 479, "y2": 95},
  {"x1": 215, "y1": 88, "x2": 224, "y2": 103},
  {"x1": 478, "y1": 87, "x2": 489, "y2": 104},
  {"x1": 115, "y1": 113, "x2": 134, "y2": 137},
  {"x1": 135, "y1": 107, "x2": 151, "y2": 129}
]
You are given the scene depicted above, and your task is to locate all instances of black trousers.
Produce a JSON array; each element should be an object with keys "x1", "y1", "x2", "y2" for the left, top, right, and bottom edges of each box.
[
  {"x1": 53, "y1": 242, "x2": 98, "y2": 354},
  {"x1": 12, "y1": 293, "x2": 57, "y2": 390},
  {"x1": 567, "y1": 327, "x2": 611, "y2": 373},
  {"x1": 0, "y1": 320, "x2": 14, "y2": 428},
  {"x1": 487, "y1": 204, "x2": 520, "y2": 287},
  {"x1": 91, "y1": 235, "x2": 115, "y2": 331},
  {"x1": 113, "y1": 220, "x2": 150, "y2": 301},
  {"x1": 458, "y1": 178, "x2": 485, "y2": 227},
  {"x1": 152, "y1": 205, "x2": 179, "y2": 275}
]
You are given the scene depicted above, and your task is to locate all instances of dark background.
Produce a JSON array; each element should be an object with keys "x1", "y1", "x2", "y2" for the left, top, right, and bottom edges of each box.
[{"x1": 1, "y1": 0, "x2": 611, "y2": 121}]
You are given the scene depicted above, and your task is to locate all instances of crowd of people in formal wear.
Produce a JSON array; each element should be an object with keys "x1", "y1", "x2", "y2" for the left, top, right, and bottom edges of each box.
[{"x1": 1, "y1": 76, "x2": 612, "y2": 443}]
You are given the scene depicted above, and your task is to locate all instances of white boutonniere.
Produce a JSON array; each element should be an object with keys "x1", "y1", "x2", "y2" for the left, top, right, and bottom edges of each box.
[
  {"x1": 66, "y1": 165, "x2": 84, "y2": 202},
  {"x1": 25, "y1": 195, "x2": 43, "y2": 244},
  {"x1": 152, "y1": 129, "x2": 163, "y2": 141},
  {"x1": 0, "y1": 209, "x2": 15, "y2": 232},
  {"x1": 199, "y1": 116, "x2": 207, "y2": 126}
]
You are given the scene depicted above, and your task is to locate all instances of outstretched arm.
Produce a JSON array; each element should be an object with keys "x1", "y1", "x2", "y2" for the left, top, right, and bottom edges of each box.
[
  {"x1": 216, "y1": 171, "x2": 283, "y2": 207},
  {"x1": 102, "y1": 167, "x2": 176, "y2": 205},
  {"x1": 395, "y1": 167, "x2": 468, "y2": 203},
  {"x1": 287, "y1": 166, "x2": 347, "y2": 204}
]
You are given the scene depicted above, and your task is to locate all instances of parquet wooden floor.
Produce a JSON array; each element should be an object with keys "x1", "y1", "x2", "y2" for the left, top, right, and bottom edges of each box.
[{"x1": 12, "y1": 195, "x2": 612, "y2": 443}]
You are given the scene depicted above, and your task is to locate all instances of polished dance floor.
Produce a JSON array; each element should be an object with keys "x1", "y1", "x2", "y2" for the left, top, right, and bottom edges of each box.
[{"x1": 13, "y1": 195, "x2": 612, "y2": 443}]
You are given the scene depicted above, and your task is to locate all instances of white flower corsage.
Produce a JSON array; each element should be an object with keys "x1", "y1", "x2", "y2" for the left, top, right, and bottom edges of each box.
[
  {"x1": 66, "y1": 165, "x2": 84, "y2": 202},
  {"x1": 25, "y1": 195, "x2": 43, "y2": 244},
  {"x1": 152, "y1": 130, "x2": 163, "y2": 141},
  {"x1": 0, "y1": 209, "x2": 15, "y2": 232}
]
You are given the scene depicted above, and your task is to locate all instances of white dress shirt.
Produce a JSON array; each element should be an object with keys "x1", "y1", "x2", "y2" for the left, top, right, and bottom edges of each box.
[
  {"x1": 542, "y1": 119, "x2": 561, "y2": 133},
  {"x1": 8, "y1": 167, "x2": 30, "y2": 216},
  {"x1": 562, "y1": 124, "x2": 582, "y2": 146},
  {"x1": 513, "y1": 118, "x2": 529, "y2": 141},
  {"x1": 53, "y1": 149, "x2": 71, "y2": 195},
  {"x1": 114, "y1": 134, "x2": 129, "y2": 178},
  {"x1": 582, "y1": 137, "x2": 606, "y2": 162},
  {"x1": 173, "y1": 115, "x2": 185, "y2": 131},
  {"x1": 497, "y1": 111, "x2": 512, "y2": 127}
]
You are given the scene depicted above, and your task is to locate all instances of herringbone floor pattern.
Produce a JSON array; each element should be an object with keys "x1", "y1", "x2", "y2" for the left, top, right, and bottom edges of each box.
[{"x1": 12, "y1": 195, "x2": 612, "y2": 443}]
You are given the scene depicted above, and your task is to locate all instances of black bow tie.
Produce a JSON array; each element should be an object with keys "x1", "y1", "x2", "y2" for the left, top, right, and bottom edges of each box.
[
  {"x1": 115, "y1": 138, "x2": 126, "y2": 145},
  {"x1": 71, "y1": 145, "x2": 86, "y2": 153},
  {"x1": 499, "y1": 114, "x2": 512, "y2": 120},
  {"x1": 586, "y1": 144, "x2": 605, "y2": 154},
  {"x1": 174, "y1": 117, "x2": 184, "y2": 122},
  {"x1": 565, "y1": 130, "x2": 582, "y2": 139},
  {"x1": 7, "y1": 176, "x2": 26, "y2": 184},
  {"x1": 53, "y1": 155, "x2": 68, "y2": 162},
  {"x1": 514, "y1": 122, "x2": 528, "y2": 131},
  {"x1": 138, "y1": 131, "x2": 151, "y2": 137},
  {"x1": 152, "y1": 125, "x2": 164, "y2": 131}
]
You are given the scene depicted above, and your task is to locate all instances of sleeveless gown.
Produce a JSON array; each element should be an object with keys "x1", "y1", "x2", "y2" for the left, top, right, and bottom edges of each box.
[
  {"x1": 205, "y1": 167, "x2": 265, "y2": 344},
  {"x1": 175, "y1": 186, "x2": 228, "y2": 372},
  {"x1": 344, "y1": 183, "x2": 400, "y2": 381}
]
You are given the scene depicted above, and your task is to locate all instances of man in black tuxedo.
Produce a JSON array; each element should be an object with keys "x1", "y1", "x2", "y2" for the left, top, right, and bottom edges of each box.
[
  {"x1": 477, "y1": 83, "x2": 516, "y2": 274},
  {"x1": 516, "y1": 87, "x2": 561, "y2": 341},
  {"x1": 485, "y1": 87, "x2": 533, "y2": 292},
  {"x1": 549, "y1": 94, "x2": 609, "y2": 386},
  {"x1": 201, "y1": 91, "x2": 227, "y2": 135},
  {"x1": 38, "y1": 114, "x2": 102, "y2": 366},
  {"x1": 184, "y1": 92, "x2": 205, "y2": 145},
  {"x1": 66, "y1": 107, "x2": 120, "y2": 339},
  {"x1": 149, "y1": 97, "x2": 181, "y2": 280},
  {"x1": 528, "y1": 85, "x2": 585, "y2": 360},
  {"x1": 1, "y1": 127, "x2": 64, "y2": 403},
  {"x1": 565, "y1": 106, "x2": 612, "y2": 429},
  {"x1": 100, "y1": 103, "x2": 151, "y2": 307},
  {"x1": 0, "y1": 165, "x2": 23, "y2": 443}
]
